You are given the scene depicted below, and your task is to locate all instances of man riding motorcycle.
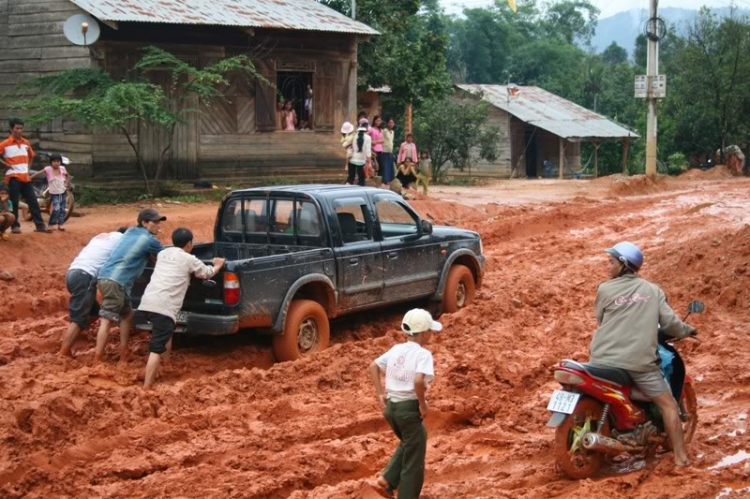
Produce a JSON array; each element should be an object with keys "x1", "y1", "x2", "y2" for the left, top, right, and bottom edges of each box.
[{"x1": 588, "y1": 241, "x2": 696, "y2": 467}]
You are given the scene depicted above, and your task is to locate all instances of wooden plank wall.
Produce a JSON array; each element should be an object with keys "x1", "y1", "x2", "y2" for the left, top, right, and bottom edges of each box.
[
  {"x1": 0, "y1": 0, "x2": 93, "y2": 176},
  {"x1": 449, "y1": 104, "x2": 513, "y2": 177}
]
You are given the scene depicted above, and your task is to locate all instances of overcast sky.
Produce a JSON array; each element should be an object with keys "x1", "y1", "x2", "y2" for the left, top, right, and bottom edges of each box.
[{"x1": 440, "y1": 0, "x2": 723, "y2": 18}]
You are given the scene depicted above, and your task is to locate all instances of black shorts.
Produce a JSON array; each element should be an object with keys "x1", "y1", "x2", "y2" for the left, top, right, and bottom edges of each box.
[
  {"x1": 145, "y1": 312, "x2": 175, "y2": 354},
  {"x1": 66, "y1": 269, "x2": 99, "y2": 329}
]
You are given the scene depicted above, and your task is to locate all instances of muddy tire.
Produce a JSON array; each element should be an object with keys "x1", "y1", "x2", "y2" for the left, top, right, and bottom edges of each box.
[
  {"x1": 442, "y1": 264, "x2": 475, "y2": 313},
  {"x1": 273, "y1": 299, "x2": 330, "y2": 362},
  {"x1": 681, "y1": 383, "x2": 698, "y2": 444},
  {"x1": 665, "y1": 382, "x2": 698, "y2": 451},
  {"x1": 555, "y1": 397, "x2": 610, "y2": 480}
]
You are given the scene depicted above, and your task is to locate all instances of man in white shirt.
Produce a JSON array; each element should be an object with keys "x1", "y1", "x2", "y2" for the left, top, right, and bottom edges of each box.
[
  {"x1": 60, "y1": 228, "x2": 127, "y2": 358},
  {"x1": 138, "y1": 228, "x2": 224, "y2": 389},
  {"x1": 369, "y1": 308, "x2": 442, "y2": 499}
]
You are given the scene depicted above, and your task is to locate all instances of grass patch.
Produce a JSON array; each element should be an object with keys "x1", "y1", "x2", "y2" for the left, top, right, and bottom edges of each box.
[
  {"x1": 435, "y1": 176, "x2": 490, "y2": 187},
  {"x1": 77, "y1": 188, "x2": 146, "y2": 206}
]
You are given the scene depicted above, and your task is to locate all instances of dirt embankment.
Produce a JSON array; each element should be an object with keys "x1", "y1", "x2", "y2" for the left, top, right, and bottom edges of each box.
[{"x1": 1, "y1": 178, "x2": 750, "y2": 498}]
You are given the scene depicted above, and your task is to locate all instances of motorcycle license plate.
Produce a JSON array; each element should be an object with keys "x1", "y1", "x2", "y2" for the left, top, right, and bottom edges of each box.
[{"x1": 547, "y1": 390, "x2": 580, "y2": 414}]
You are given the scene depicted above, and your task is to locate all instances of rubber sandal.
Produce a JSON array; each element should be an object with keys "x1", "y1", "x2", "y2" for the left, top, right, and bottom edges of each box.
[{"x1": 375, "y1": 477, "x2": 394, "y2": 498}]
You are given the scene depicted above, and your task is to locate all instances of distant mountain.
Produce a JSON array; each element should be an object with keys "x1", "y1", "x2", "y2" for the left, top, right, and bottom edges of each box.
[{"x1": 591, "y1": 7, "x2": 749, "y2": 55}]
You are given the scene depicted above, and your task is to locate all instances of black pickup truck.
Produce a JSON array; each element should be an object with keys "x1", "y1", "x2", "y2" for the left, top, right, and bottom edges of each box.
[{"x1": 132, "y1": 185, "x2": 484, "y2": 361}]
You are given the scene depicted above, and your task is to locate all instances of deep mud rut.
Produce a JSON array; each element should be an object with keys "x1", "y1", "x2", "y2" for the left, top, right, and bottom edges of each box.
[{"x1": 1, "y1": 173, "x2": 749, "y2": 498}]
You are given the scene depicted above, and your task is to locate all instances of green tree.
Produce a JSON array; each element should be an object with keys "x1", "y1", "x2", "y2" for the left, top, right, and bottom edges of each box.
[
  {"x1": 542, "y1": 0, "x2": 599, "y2": 45},
  {"x1": 14, "y1": 47, "x2": 260, "y2": 195},
  {"x1": 601, "y1": 42, "x2": 628, "y2": 65},
  {"x1": 323, "y1": 0, "x2": 451, "y2": 109},
  {"x1": 669, "y1": 8, "x2": 750, "y2": 161},
  {"x1": 413, "y1": 95, "x2": 499, "y2": 179}
]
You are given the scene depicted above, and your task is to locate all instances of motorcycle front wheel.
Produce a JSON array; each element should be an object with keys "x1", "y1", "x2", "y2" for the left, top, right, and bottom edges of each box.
[
  {"x1": 555, "y1": 397, "x2": 610, "y2": 479},
  {"x1": 664, "y1": 382, "x2": 698, "y2": 451}
]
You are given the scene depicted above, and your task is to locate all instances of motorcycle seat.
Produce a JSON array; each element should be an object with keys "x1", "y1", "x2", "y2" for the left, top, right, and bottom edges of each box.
[
  {"x1": 582, "y1": 363, "x2": 632, "y2": 386},
  {"x1": 562, "y1": 360, "x2": 632, "y2": 386}
]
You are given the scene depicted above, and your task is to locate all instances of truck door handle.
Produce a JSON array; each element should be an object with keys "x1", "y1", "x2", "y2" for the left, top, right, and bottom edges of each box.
[
  {"x1": 387, "y1": 252, "x2": 398, "y2": 260},
  {"x1": 348, "y1": 257, "x2": 359, "y2": 265}
]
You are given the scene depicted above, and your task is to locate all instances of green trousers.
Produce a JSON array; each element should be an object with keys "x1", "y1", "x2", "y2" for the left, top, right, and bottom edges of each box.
[{"x1": 382, "y1": 399, "x2": 427, "y2": 499}]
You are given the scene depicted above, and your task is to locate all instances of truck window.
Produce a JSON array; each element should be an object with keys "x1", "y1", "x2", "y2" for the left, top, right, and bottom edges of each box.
[
  {"x1": 245, "y1": 198, "x2": 268, "y2": 234},
  {"x1": 375, "y1": 199, "x2": 418, "y2": 238},
  {"x1": 297, "y1": 200, "x2": 322, "y2": 237},
  {"x1": 334, "y1": 204, "x2": 373, "y2": 243},
  {"x1": 221, "y1": 198, "x2": 243, "y2": 242},
  {"x1": 270, "y1": 199, "x2": 295, "y2": 234}
]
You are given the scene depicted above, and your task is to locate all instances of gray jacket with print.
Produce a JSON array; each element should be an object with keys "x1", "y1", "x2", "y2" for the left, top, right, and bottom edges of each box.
[{"x1": 589, "y1": 274, "x2": 692, "y2": 372}]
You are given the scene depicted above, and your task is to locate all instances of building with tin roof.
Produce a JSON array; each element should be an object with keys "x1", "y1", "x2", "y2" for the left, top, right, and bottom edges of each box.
[
  {"x1": 455, "y1": 84, "x2": 638, "y2": 179},
  {"x1": 0, "y1": 0, "x2": 377, "y2": 186}
]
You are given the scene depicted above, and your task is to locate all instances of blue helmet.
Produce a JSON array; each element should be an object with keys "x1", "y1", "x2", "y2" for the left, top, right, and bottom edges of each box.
[{"x1": 605, "y1": 242, "x2": 643, "y2": 271}]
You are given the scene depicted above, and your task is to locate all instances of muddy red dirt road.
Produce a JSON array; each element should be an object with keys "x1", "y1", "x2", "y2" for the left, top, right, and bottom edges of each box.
[{"x1": 1, "y1": 173, "x2": 749, "y2": 498}]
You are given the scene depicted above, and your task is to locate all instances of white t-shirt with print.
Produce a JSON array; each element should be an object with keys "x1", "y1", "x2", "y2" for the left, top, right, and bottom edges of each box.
[{"x1": 375, "y1": 341, "x2": 434, "y2": 402}]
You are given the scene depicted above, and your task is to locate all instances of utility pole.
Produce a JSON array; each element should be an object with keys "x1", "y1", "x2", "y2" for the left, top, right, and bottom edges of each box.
[
  {"x1": 645, "y1": 0, "x2": 659, "y2": 177},
  {"x1": 351, "y1": 0, "x2": 356, "y2": 19}
]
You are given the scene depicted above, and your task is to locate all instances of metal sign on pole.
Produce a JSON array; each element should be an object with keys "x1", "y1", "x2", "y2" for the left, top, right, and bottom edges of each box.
[{"x1": 634, "y1": 75, "x2": 666, "y2": 99}]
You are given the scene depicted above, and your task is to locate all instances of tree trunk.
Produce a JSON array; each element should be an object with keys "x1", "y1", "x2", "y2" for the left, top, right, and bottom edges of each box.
[{"x1": 120, "y1": 125, "x2": 150, "y2": 195}]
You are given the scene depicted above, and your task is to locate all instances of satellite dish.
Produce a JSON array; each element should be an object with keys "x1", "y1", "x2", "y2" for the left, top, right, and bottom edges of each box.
[{"x1": 64, "y1": 14, "x2": 101, "y2": 46}]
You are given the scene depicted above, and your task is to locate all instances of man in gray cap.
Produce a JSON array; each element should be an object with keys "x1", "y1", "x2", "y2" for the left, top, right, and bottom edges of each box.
[{"x1": 94, "y1": 209, "x2": 166, "y2": 364}]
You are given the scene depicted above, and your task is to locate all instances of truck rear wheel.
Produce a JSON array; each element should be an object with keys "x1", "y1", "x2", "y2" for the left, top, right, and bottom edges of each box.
[
  {"x1": 443, "y1": 264, "x2": 475, "y2": 313},
  {"x1": 273, "y1": 299, "x2": 330, "y2": 362}
]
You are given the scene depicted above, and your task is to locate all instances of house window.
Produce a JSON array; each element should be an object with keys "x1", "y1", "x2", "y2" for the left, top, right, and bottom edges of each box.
[{"x1": 277, "y1": 72, "x2": 313, "y2": 131}]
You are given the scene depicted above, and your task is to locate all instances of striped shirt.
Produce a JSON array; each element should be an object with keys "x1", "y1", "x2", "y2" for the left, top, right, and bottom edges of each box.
[{"x1": 1, "y1": 135, "x2": 35, "y2": 183}]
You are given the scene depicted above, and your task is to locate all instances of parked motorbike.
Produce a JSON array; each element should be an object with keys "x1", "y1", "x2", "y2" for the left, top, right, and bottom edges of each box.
[
  {"x1": 22, "y1": 152, "x2": 75, "y2": 222},
  {"x1": 547, "y1": 301, "x2": 705, "y2": 479}
]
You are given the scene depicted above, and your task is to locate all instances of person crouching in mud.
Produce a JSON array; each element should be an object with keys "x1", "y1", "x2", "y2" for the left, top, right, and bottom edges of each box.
[
  {"x1": 369, "y1": 308, "x2": 442, "y2": 498},
  {"x1": 589, "y1": 241, "x2": 696, "y2": 467}
]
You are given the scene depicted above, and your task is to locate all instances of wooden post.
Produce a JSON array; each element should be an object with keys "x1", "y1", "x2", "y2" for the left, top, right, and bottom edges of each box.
[
  {"x1": 622, "y1": 135, "x2": 630, "y2": 175},
  {"x1": 558, "y1": 136, "x2": 565, "y2": 180},
  {"x1": 404, "y1": 103, "x2": 413, "y2": 136},
  {"x1": 593, "y1": 141, "x2": 600, "y2": 179}
]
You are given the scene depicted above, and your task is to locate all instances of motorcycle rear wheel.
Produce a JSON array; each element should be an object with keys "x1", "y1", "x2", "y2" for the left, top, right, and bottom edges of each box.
[{"x1": 555, "y1": 397, "x2": 610, "y2": 479}]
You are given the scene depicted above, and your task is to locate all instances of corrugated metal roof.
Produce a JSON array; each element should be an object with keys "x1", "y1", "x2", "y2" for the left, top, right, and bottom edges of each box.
[
  {"x1": 456, "y1": 84, "x2": 638, "y2": 140},
  {"x1": 70, "y1": 0, "x2": 379, "y2": 35}
]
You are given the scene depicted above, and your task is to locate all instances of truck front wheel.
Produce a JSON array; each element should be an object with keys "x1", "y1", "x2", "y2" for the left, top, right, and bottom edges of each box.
[
  {"x1": 273, "y1": 299, "x2": 330, "y2": 362},
  {"x1": 442, "y1": 264, "x2": 476, "y2": 313}
]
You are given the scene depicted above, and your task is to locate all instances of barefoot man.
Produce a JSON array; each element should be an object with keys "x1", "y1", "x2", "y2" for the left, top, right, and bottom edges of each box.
[
  {"x1": 60, "y1": 227, "x2": 127, "y2": 357},
  {"x1": 94, "y1": 209, "x2": 165, "y2": 363},
  {"x1": 138, "y1": 228, "x2": 224, "y2": 389}
]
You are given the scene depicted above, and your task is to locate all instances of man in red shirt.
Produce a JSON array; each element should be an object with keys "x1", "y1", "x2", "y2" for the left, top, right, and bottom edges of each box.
[{"x1": 0, "y1": 118, "x2": 49, "y2": 233}]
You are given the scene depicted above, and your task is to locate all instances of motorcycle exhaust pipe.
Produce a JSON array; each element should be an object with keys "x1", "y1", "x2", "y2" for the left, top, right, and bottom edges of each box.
[{"x1": 581, "y1": 433, "x2": 634, "y2": 455}]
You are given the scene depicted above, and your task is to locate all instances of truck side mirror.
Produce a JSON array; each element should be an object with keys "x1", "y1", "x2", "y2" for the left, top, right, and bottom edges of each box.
[{"x1": 421, "y1": 220, "x2": 433, "y2": 235}]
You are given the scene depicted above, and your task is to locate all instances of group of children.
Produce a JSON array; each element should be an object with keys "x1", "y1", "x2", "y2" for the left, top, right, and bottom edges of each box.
[
  {"x1": 0, "y1": 117, "x2": 72, "y2": 240},
  {"x1": 341, "y1": 113, "x2": 432, "y2": 194}
]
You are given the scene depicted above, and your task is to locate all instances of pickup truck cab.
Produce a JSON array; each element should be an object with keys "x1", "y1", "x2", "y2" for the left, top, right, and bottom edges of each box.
[{"x1": 132, "y1": 185, "x2": 484, "y2": 361}]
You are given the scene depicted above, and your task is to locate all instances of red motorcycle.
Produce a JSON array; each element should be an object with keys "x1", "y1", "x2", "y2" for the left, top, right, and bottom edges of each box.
[{"x1": 547, "y1": 301, "x2": 704, "y2": 479}]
